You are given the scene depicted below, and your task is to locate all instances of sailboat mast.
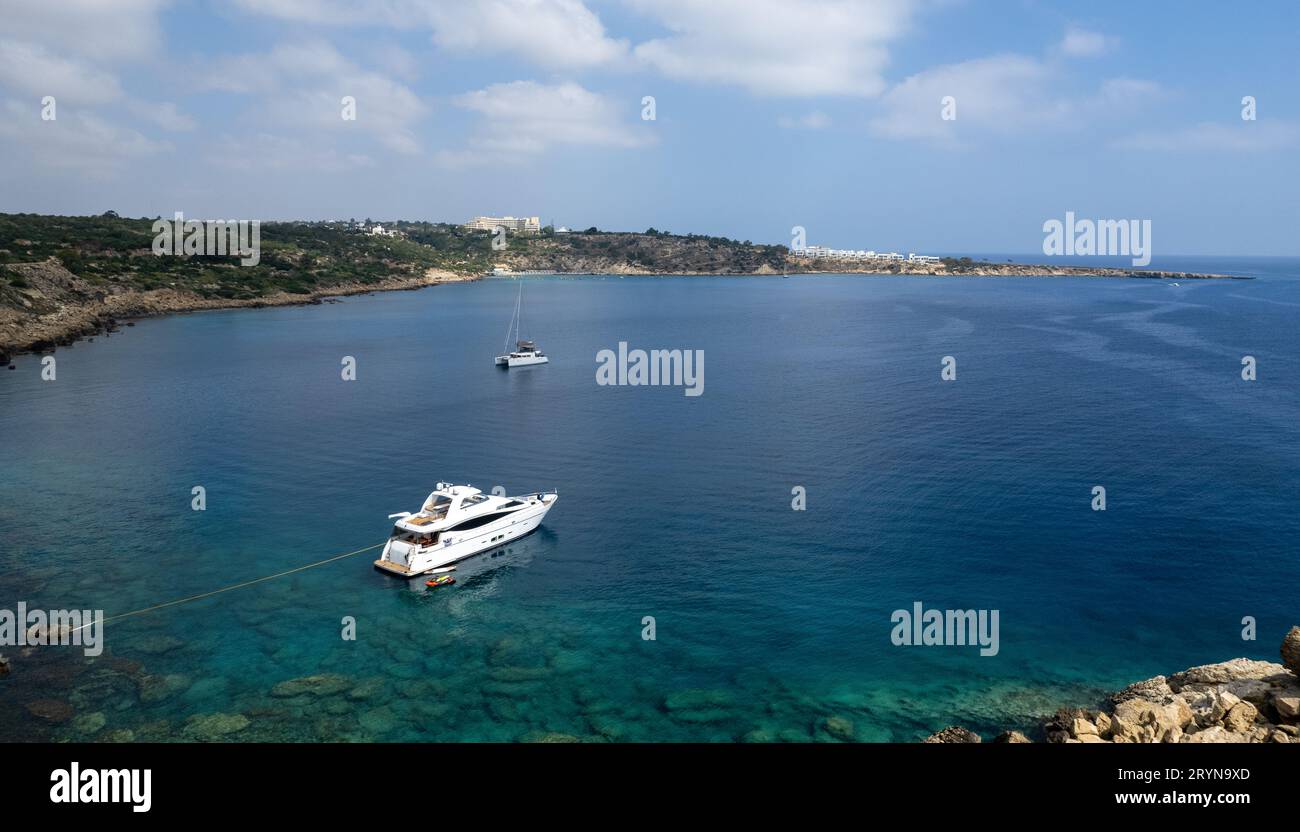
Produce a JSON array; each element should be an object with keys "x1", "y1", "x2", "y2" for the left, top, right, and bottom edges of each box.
[
  {"x1": 516, "y1": 279, "x2": 523, "y2": 343},
  {"x1": 502, "y1": 279, "x2": 521, "y2": 354}
]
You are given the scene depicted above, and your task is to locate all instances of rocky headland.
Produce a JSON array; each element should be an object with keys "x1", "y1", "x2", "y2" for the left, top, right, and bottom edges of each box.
[
  {"x1": 0, "y1": 257, "x2": 471, "y2": 361},
  {"x1": 926, "y1": 627, "x2": 1300, "y2": 744}
]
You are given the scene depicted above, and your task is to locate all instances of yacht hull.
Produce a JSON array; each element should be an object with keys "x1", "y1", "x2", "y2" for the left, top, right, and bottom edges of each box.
[
  {"x1": 374, "y1": 493, "x2": 556, "y2": 576},
  {"x1": 505, "y1": 354, "x2": 548, "y2": 367}
]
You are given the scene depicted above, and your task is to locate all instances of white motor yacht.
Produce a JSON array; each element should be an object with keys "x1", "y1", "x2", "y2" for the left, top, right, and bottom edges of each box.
[{"x1": 374, "y1": 482, "x2": 557, "y2": 576}]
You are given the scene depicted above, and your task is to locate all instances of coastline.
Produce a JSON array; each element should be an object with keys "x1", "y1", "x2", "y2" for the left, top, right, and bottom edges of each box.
[
  {"x1": 927, "y1": 627, "x2": 1300, "y2": 743},
  {"x1": 2, "y1": 264, "x2": 1296, "y2": 746},
  {"x1": 0, "y1": 262, "x2": 475, "y2": 360},
  {"x1": 0, "y1": 258, "x2": 1238, "y2": 361},
  {"x1": 490, "y1": 253, "x2": 1235, "y2": 280}
]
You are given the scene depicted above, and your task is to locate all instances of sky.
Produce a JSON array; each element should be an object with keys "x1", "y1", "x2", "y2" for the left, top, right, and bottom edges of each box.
[{"x1": 0, "y1": 0, "x2": 1298, "y2": 255}]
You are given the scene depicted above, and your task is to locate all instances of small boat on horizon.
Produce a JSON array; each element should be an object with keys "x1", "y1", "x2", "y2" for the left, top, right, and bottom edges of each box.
[
  {"x1": 374, "y1": 482, "x2": 558, "y2": 577},
  {"x1": 495, "y1": 279, "x2": 549, "y2": 367}
]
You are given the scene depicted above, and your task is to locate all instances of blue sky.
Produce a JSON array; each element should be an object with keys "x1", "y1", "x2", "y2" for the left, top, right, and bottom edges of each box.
[{"x1": 1, "y1": 0, "x2": 1298, "y2": 254}]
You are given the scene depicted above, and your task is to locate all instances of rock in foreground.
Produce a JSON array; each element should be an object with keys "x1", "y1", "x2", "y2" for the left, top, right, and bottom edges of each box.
[
  {"x1": 924, "y1": 726, "x2": 982, "y2": 743},
  {"x1": 1282, "y1": 626, "x2": 1300, "y2": 676},
  {"x1": 933, "y1": 628, "x2": 1300, "y2": 744}
]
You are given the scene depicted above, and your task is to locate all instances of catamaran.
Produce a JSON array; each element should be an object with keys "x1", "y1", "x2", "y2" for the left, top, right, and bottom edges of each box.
[
  {"x1": 374, "y1": 482, "x2": 558, "y2": 577},
  {"x1": 495, "y1": 279, "x2": 549, "y2": 367}
]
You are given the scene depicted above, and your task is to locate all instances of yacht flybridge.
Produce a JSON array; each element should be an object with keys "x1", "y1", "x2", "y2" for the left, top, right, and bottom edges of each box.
[
  {"x1": 374, "y1": 482, "x2": 558, "y2": 577},
  {"x1": 495, "y1": 279, "x2": 549, "y2": 367}
]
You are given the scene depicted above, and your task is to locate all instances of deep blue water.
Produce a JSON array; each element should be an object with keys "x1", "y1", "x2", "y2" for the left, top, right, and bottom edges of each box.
[{"x1": 2, "y1": 264, "x2": 1298, "y2": 742}]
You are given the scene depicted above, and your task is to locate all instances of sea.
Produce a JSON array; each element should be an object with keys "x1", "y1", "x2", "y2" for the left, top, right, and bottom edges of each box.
[{"x1": 1, "y1": 256, "x2": 1297, "y2": 742}]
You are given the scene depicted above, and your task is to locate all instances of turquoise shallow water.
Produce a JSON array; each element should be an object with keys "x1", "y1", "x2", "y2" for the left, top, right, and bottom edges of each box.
[{"x1": 1, "y1": 266, "x2": 1298, "y2": 742}]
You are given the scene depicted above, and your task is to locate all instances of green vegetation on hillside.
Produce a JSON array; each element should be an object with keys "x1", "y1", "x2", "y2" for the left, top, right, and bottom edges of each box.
[
  {"x1": 0, "y1": 213, "x2": 793, "y2": 300},
  {"x1": 0, "y1": 213, "x2": 493, "y2": 300},
  {"x1": 500, "y1": 228, "x2": 787, "y2": 273}
]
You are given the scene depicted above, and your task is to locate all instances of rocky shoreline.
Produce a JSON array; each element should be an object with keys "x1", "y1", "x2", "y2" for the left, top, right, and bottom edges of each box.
[
  {"x1": 0, "y1": 258, "x2": 474, "y2": 361},
  {"x1": 791, "y1": 263, "x2": 1235, "y2": 279},
  {"x1": 927, "y1": 627, "x2": 1300, "y2": 743},
  {"x1": 493, "y1": 252, "x2": 1234, "y2": 281},
  {"x1": 0, "y1": 255, "x2": 1237, "y2": 362}
]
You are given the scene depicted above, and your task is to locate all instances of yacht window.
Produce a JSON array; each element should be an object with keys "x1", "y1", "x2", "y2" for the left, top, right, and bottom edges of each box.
[
  {"x1": 391, "y1": 526, "x2": 438, "y2": 545},
  {"x1": 445, "y1": 511, "x2": 510, "y2": 532},
  {"x1": 422, "y1": 495, "x2": 452, "y2": 514}
]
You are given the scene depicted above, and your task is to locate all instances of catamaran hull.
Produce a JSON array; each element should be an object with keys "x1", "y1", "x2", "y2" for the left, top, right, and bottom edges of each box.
[
  {"x1": 374, "y1": 495, "x2": 556, "y2": 576},
  {"x1": 505, "y1": 354, "x2": 548, "y2": 367}
]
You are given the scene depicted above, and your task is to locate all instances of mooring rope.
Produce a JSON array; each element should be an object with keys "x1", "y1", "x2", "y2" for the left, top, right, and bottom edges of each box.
[{"x1": 65, "y1": 542, "x2": 385, "y2": 634}]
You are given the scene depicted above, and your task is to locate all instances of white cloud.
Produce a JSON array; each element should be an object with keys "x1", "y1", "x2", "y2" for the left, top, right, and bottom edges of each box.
[
  {"x1": 2, "y1": 0, "x2": 168, "y2": 63},
  {"x1": 778, "y1": 111, "x2": 831, "y2": 129},
  {"x1": 869, "y1": 55, "x2": 1055, "y2": 141},
  {"x1": 1114, "y1": 121, "x2": 1300, "y2": 153},
  {"x1": 629, "y1": 0, "x2": 916, "y2": 97},
  {"x1": 0, "y1": 39, "x2": 195, "y2": 148},
  {"x1": 1057, "y1": 26, "x2": 1115, "y2": 58},
  {"x1": 438, "y1": 80, "x2": 650, "y2": 165},
  {"x1": 370, "y1": 42, "x2": 420, "y2": 79},
  {"x1": 229, "y1": 0, "x2": 398, "y2": 26},
  {"x1": 206, "y1": 133, "x2": 377, "y2": 171},
  {"x1": 0, "y1": 99, "x2": 171, "y2": 177},
  {"x1": 1093, "y1": 77, "x2": 1162, "y2": 103},
  {"x1": 205, "y1": 41, "x2": 353, "y2": 94},
  {"x1": 0, "y1": 38, "x2": 123, "y2": 104},
  {"x1": 233, "y1": 0, "x2": 628, "y2": 69},
  {"x1": 128, "y1": 100, "x2": 197, "y2": 132},
  {"x1": 204, "y1": 40, "x2": 427, "y2": 154},
  {"x1": 868, "y1": 55, "x2": 1161, "y2": 144},
  {"x1": 425, "y1": 1, "x2": 627, "y2": 68},
  {"x1": 0, "y1": 2, "x2": 185, "y2": 180}
]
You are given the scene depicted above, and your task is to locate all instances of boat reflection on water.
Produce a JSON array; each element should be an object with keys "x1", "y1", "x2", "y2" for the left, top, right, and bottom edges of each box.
[{"x1": 397, "y1": 526, "x2": 556, "y2": 597}]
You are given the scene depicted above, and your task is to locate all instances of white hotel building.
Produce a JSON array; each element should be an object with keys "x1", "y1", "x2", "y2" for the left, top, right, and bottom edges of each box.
[
  {"x1": 792, "y1": 245, "x2": 942, "y2": 263},
  {"x1": 464, "y1": 215, "x2": 541, "y2": 233},
  {"x1": 794, "y1": 245, "x2": 904, "y2": 261}
]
